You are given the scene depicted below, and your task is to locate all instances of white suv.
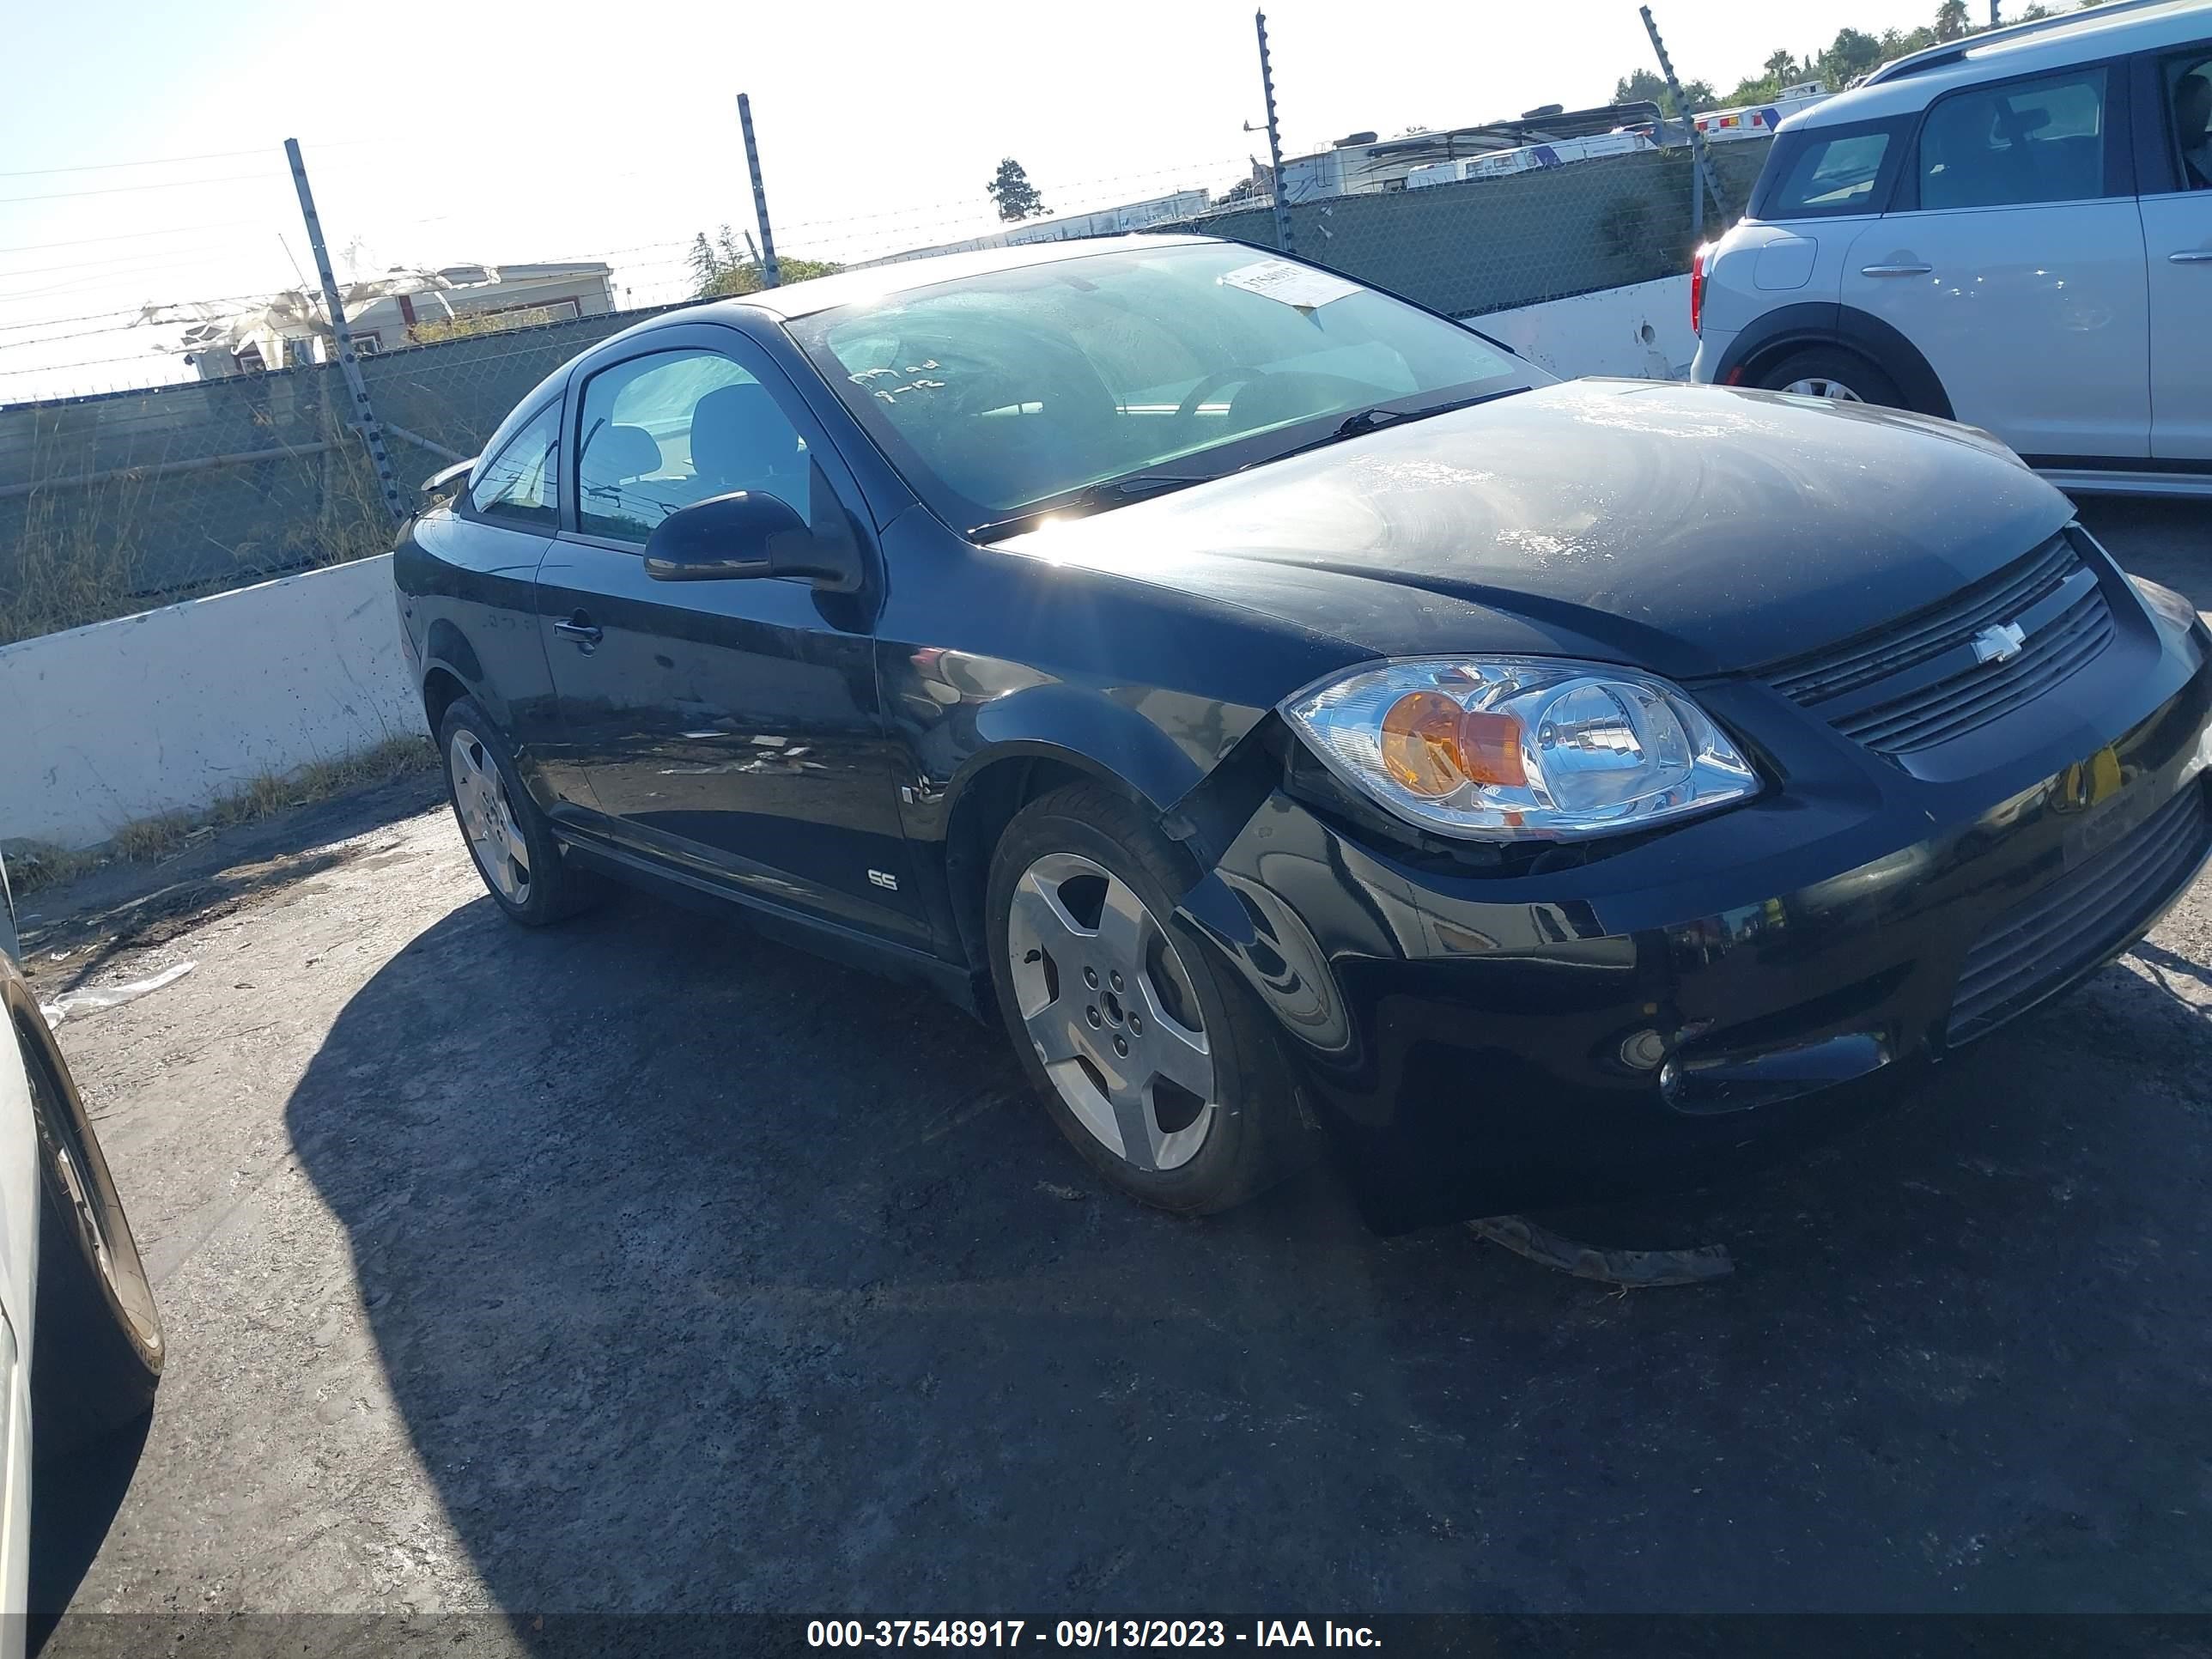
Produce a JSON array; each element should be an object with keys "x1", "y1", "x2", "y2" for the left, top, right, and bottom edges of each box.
[{"x1": 1690, "y1": 0, "x2": 2212, "y2": 497}]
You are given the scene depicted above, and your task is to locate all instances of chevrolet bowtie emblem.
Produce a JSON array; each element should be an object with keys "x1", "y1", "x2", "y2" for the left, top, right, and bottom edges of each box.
[{"x1": 1972, "y1": 621, "x2": 2029, "y2": 665}]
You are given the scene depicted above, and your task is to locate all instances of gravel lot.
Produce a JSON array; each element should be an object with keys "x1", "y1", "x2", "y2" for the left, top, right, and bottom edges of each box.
[{"x1": 26, "y1": 499, "x2": 2212, "y2": 1645}]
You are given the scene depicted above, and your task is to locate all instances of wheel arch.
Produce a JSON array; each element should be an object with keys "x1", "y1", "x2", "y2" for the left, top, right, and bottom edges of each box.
[
  {"x1": 939, "y1": 742, "x2": 1171, "y2": 985},
  {"x1": 418, "y1": 618, "x2": 506, "y2": 733},
  {"x1": 420, "y1": 665, "x2": 471, "y2": 738},
  {"x1": 1713, "y1": 301, "x2": 1954, "y2": 419}
]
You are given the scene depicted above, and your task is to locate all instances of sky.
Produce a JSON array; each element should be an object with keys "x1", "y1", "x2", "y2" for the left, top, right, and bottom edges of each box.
[{"x1": 0, "y1": 0, "x2": 1964, "y2": 402}]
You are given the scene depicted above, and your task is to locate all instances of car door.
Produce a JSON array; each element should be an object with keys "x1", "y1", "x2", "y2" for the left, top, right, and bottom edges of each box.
[
  {"x1": 1840, "y1": 60, "x2": 2149, "y2": 460},
  {"x1": 429, "y1": 395, "x2": 584, "y2": 805},
  {"x1": 2139, "y1": 41, "x2": 2212, "y2": 459},
  {"x1": 533, "y1": 323, "x2": 928, "y2": 946}
]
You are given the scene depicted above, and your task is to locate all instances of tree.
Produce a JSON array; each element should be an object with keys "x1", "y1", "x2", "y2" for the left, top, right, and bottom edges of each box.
[
  {"x1": 687, "y1": 224, "x2": 839, "y2": 299},
  {"x1": 987, "y1": 158, "x2": 1048, "y2": 222},
  {"x1": 1812, "y1": 26, "x2": 1887, "y2": 87},
  {"x1": 1723, "y1": 48, "x2": 1810, "y2": 106},
  {"x1": 1613, "y1": 0, "x2": 2019, "y2": 118},
  {"x1": 1613, "y1": 67, "x2": 1717, "y2": 116}
]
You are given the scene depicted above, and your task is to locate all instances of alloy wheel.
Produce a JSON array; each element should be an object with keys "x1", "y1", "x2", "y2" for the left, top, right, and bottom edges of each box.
[
  {"x1": 449, "y1": 728, "x2": 532, "y2": 905},
  {"x1": 1781, "y1": 376, "x2": 1864, "y2": 403},
  {"x1": 1006, "y1": 852, "x2": 1218, "y2": 1172}
]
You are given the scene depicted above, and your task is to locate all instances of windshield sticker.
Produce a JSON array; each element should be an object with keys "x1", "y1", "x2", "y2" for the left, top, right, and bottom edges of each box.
[
  {"x1": 850, "y1": 362, "x2": 946, "y2": 403},
  {"x1": 1218, "y1": 259, "x2": 1362, "y2": 311}
]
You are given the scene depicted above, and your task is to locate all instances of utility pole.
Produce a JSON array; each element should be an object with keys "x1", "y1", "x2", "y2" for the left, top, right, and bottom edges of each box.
[
  {"x1": 737, "y1": 94, "x2": 781, "y2": 289},
  {"x1": 284, "y1": 138, "x2": 406, "y2": 522},
  {"x1": 1254, "y1": 11, "x2": 1295, "y2": 254},
  {"x1": 1639, "y1": 5, "x2": 1730, "y2": 226}
]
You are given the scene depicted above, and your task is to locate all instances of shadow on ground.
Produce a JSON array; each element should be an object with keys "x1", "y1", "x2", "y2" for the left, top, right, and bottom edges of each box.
[
  {"x1": 29, "y1": 1416, "x2": 151, "y2": 1650},
  {"x1": 279, "y1": 885, "x2": 2212, "y2": 1620}
]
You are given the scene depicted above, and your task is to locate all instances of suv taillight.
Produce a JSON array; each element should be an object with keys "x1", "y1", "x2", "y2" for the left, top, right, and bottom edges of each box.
[{"x1": 1690, "y1": 243, "x2": 1711, "y2": 336}]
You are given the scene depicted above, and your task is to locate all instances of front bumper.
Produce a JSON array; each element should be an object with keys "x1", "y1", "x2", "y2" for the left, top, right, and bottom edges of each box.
[{"x1": 1190, "y1": 626, "x2": 2212, "y2": 1232}]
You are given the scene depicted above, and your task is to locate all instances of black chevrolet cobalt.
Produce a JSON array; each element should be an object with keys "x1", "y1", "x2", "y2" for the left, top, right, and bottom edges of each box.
[{"x1": 394, "y1": 234, "x2": 2212, "y2": 1231}]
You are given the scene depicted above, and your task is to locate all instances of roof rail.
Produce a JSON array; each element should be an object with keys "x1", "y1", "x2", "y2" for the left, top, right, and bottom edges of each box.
[{"x1": 1863, "y1": 0, "x2": 2183, "y2": 85}]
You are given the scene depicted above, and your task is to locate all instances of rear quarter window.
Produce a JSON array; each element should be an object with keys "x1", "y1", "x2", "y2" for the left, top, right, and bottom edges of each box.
[{"x1": 1754, "y1": 121, "x2": 1903, "y2": 218}]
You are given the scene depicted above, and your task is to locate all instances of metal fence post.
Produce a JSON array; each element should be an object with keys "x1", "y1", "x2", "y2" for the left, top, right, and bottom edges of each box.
[
  {"x1": 738, "y1": 94, "x2": 781, "y2": 289},
  {"x1": 1255, "y1": 11, "x2": 1295, "y2": 255},
  {"x1": 1639, "y1": 7, "x2": 1729, "y2": 228},
  {"x1": 283, "y1": 138, "x2": 407, "y2": 523}
]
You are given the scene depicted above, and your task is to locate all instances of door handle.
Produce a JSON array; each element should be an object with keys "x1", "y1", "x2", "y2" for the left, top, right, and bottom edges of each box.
[
  {"x1": 1860, "y1": 263, "x2": 1933, "y2": 276},
  {"x1": 2168, "y1": 250, "x2": 2212, "y2": 264},
  {"x1": 553, "y1": 616, "x2": 602, "y2": 646}
]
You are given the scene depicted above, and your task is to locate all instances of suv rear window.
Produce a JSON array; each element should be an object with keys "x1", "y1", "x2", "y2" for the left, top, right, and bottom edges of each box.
[{"x1": 1756, "y1": 125, "x2": 1898, "y2": 218}]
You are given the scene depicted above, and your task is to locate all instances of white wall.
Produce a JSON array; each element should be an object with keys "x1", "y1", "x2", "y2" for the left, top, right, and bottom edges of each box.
[
  {"x1": 1468, "y1": 275, "x2": 1695, "y2": 383},
  {"x1": 0, "y1": 555, "x2": 422, "y2": 851}
]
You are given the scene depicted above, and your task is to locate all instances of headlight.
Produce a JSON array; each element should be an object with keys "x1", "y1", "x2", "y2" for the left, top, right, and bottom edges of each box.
[
  {"x1": 2130, "y1": 572, "x2": 2203, "y2": 637},
  {"x1": 1282, "y1": 657, "x2": 1759, "y2": 842}
]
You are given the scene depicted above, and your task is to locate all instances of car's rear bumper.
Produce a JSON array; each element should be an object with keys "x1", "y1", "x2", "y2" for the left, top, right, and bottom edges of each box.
[
  {"x1": 1688, "y1": 330, "x2": 1733, "y2": 386},
  {"x1": 1190, "y1": 647, "x2": 2212, "y2": 1232}
]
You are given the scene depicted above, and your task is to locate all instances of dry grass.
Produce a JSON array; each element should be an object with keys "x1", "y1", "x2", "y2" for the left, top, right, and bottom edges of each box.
[
  {"x1": 0, "y1": 405, "x2": 404, "y2": 648},
  {"x1": 7, "y1": 735, "x2": 435, "y2": 895},
  {"x1": 3, "y1": 842, "x2": 108, "y2": 893}
]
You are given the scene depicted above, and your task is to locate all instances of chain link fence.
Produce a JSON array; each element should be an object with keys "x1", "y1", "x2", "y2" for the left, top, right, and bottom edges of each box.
[
  {"x1": 1181, "y1": 137, "x2": 1771, "y2": 319},
  {"x1": 2, "y1": 137, "x2": 1775, "y2": 647},
  {"x1": 0, "y1": 305, "x2": 679, "y2": 645}
]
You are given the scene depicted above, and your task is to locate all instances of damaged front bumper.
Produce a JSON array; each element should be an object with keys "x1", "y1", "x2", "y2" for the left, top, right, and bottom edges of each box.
[{"x1": 1176, "y1": 654, "x2": 2212, "y2": 1232}]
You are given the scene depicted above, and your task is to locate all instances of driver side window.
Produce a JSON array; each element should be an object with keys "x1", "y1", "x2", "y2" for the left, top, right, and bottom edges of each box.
[
  {"x1": 574, "y1": 349, "x2": 810, "y2": 543},
  {"x1": 2165, "y1": 52, "x2": 2212, "y2": 191}
]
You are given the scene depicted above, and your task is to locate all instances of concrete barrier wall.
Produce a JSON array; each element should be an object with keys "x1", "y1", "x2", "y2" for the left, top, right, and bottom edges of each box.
[
  {"x1": 1470, "y1": 274, "x2": 1697, "y2": 382},
  {"x1": 0, "y1": 554, "x2": 422, "y2": 850}
]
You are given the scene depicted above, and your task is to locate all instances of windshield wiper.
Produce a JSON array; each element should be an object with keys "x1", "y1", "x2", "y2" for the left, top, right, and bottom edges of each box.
[
  {"x1": 968, "y1": 472, "x2": 1209, "y2": 542},
  {"x1": 1260, "y1": 386, "x2": 1532, "y2": 467}
]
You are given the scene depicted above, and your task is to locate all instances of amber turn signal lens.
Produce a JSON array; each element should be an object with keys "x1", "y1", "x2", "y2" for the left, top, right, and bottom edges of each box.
[{"x1": 1378, "y1": 692, "x2": 1527, "y2": 796}]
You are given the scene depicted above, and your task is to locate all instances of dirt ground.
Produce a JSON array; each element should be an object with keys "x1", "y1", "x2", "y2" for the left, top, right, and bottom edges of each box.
[{"x1": 24, "y1": 500, "x2": 2212, "y2": 1650}]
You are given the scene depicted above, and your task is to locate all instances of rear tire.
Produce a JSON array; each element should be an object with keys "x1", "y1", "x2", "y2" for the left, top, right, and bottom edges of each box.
[
  {"x1": 986, "y1": 782, "x2": 1316, "y2": 1215},
  {"x1": 1757, "y1": 346, "x2": 1905, "y2": 409},
  {"x1": 437, "y1": 698, "x2": 598, "y2": 926},
  {"x1": 21, "y1": 1016, "x2": 162, "y2": 1461}
]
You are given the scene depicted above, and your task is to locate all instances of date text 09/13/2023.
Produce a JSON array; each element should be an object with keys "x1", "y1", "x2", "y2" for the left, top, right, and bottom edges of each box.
[{"x1": 805, "y1": 1620, "x2": 1382, "y2": 1648}]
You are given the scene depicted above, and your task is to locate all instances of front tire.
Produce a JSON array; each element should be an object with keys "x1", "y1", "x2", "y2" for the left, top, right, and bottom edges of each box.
[
  {"x1": 437, "y1": 698, "x2": 597, "y2": 926},
  {"x1": 1758, "y1": 346, "x2": 1905, "y2": 408},
  {"x1": 21, "y1": 1015, "x2": 162, "y2": 1460},
  {"x1": 986, "y1": 783, "x2": 1311, "y2": 1214}
]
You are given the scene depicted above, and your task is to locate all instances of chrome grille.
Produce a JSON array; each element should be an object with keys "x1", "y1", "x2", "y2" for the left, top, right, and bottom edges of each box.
[
  {"x1": 1948, "y1": 784, "x2": 2209, "y2": 1046},
  {"x1": 1769, "y1": 531, "x2": 2115, "y2": 758}
]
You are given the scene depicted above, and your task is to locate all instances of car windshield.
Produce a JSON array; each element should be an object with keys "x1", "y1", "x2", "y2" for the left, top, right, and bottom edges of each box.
[{"x1": 785, "y1": 240, "x2": 1539, "y2": 535}]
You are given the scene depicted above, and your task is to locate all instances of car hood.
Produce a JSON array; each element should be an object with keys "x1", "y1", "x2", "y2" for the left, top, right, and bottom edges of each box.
[{"x1": 998, "y1": 380, "x2": 2075, "y2": 681}]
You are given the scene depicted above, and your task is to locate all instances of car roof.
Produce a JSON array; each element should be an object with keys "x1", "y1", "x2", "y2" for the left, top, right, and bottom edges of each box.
[
  {"x1": 693, "y1": 233, "x2": 1224, "y2": 324},
  {"x1": 1784, "y1": 0, "x2": 2212, "y2": 129}
]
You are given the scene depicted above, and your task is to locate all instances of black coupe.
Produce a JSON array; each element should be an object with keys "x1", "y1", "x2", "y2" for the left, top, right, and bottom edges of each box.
[{"x1": 393, "y1": 234, "x2": 2212, "y2": 1230}]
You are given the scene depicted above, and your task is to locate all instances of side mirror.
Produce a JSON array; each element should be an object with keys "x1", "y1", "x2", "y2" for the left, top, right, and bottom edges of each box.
[{"x1": 643, "y1": 490, "x2": 819, "y2": 583}]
